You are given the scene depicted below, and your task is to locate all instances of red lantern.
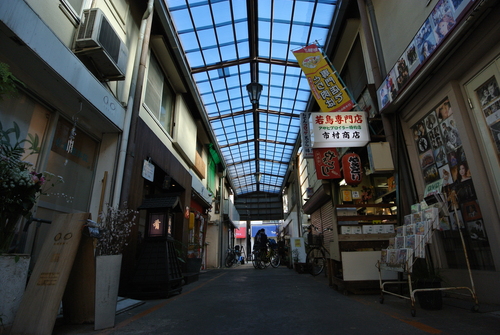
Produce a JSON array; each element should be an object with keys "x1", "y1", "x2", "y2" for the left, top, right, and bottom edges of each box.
[{"x1": 342, "y1": 153, "x2": 362, "y2": 185}]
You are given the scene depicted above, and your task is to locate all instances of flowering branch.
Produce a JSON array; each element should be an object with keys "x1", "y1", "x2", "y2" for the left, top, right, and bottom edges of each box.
[
  {"x1": 1, "y1": 121, "x2": 63, "y2": 253},
  {"x1": 95, "y1": 203, "x2": 138, "y2": 256}
]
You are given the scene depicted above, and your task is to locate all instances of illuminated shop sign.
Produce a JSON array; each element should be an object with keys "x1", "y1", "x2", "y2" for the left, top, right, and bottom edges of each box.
[{"x1": 310, "y1": 111, "x2": 370, "y2": 148}]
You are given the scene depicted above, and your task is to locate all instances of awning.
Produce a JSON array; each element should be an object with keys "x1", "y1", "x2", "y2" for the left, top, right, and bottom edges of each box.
[
  {"x1": 302, "y1": 183, "x2": 332, "y2": 215},
  {"x1": 138, "y1": 196, "x2": 181, "y2": 211}
]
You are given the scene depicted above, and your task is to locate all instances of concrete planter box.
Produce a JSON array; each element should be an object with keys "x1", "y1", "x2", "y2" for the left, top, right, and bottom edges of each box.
[
  {"x1": 0, "y1": 254, "x2": 30, "y2": 327},
  {"x1": 94, "y1": 254, "x2": 122, "y2": 330}
]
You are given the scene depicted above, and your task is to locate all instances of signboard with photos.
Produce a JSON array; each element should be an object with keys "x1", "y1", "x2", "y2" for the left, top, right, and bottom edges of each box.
[{"x1": 377, "y1": 0, "x2": 474, "y2": 110}]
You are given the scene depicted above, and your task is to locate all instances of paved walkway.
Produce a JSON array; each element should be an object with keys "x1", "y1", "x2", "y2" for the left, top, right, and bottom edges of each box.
[{"x1": 53, "y1": 263, "x2": 500, "y2": 335}]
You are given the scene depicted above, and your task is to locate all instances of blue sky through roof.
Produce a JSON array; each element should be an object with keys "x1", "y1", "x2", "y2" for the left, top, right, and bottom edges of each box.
[{"x1": 166, "y1": 0, "x2": 338, "y2": 195}]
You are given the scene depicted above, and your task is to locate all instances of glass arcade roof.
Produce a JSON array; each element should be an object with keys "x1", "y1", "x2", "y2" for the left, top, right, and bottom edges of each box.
[{"x1": 165, "y1": 0, "x2": 339, "y2": 196}]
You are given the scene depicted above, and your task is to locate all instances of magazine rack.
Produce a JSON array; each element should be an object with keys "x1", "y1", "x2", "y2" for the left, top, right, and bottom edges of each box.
[{"x1": 376, "y1": 194, "x2": 479, "y2": 317}]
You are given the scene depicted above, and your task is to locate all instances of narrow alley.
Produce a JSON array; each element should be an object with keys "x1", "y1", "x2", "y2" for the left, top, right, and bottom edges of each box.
[{"x1": 53, "y1": 264, "x2": 500, "y2": 335}]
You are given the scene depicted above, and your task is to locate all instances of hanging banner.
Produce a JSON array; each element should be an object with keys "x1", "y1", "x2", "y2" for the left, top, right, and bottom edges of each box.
[
  {"x1": 311, "y1": 111, "x2": 370, "y2": 148},
  {"x1": 313, "y1": 148, "x2": 341, "y2": 180},
  {"x1": 342, "y1": 153, "x2": 363, "y2": 185},
  {"x1": 300, "y1": 112, "x2": 313, "y2": 158},
  {"x1": 293, "y1": 44, "x2": 354, "y2": 113}
]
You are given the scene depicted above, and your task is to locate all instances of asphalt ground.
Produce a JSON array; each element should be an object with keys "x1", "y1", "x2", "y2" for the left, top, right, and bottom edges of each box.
[{"x1": 52, "y1": 262, "x2": 500, "y2": 335}]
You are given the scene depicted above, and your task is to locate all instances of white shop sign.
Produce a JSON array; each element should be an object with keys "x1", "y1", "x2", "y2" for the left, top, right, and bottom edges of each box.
[
  {"x1": 311, "y1": 111, "x2": 369, "y2": 148},
  {"x1": 142, "y1": 159, "x2": 155, "y2": 182}
]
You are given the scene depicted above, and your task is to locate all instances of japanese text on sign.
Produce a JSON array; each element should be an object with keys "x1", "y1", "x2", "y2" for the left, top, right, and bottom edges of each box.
[
  {"x1": 311, "y1": 112, "x2": 370, "y2": 148},
  {"x1": 293, "y1": 44, "x2": 353, "y2": 113},
  {"x1": 313, "y1": 148, "x2": 341, "y2": 179}
]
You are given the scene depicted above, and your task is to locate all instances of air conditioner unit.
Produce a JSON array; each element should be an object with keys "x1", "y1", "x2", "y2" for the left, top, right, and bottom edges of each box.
[{"x1": 74, "y1": 8, "x2": 128, "y2": 80}]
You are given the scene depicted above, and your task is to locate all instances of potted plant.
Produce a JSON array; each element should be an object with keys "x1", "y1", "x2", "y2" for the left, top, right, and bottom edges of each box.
[
  {"x1": 292, "y1": 249, "x2": 309, "y2": 273},
  {"x1": 0, "y1": 120, "x2": 63, "y2": 328},
  {"x1": 411, "y1": 258, "x2": 443, "y2": 310},
  {"x1": 93, "y1": 203, "x2": 137, "y2": 330}
]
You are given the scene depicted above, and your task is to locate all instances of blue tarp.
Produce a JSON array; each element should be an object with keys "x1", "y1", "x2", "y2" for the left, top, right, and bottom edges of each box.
[{"x1": 251, "y1": 225, "x2": 277, "y2": 237}]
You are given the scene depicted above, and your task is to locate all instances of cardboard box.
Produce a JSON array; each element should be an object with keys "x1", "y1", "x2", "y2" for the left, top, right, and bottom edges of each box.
[
  {"x1": 352, "y1": 226, "x2": 362, "y2": 234},
  {"x1": 367, "y1": 142, "x2": 394, "y2": 173},
  {"x1": 362, "y1": 225, "x2": 374, "y2": 234},
  {"x1": 384, "y1": 224, "x2": 395, "y2": 234},
  {"x1": 374, "y1": 224, "x2": 385, "y2": 234},
  {"x1": 341, "y1": 226, "x2": 352, "y2": 234}
]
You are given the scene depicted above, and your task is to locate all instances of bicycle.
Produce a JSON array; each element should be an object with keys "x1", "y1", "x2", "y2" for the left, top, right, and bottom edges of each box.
[
  {"x1": 252, "y1": 241, "x2": 280, "y2": 269},
  {"x1": 225, "y1": 247, "x2": 239, "y2": 268},
  {"x1": 268, "y1": 240, "x2": 280, "y2": 268},
  {"x1": 252, "y1": 249, "x2": 266, "y2": 269},
  {"x1": 306, "y1": 224, "x2": 332, "y2": 276}
]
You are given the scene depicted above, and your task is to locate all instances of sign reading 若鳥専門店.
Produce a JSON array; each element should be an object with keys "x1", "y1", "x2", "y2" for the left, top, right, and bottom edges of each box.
[
  {"x1": 310, "y1": 111, "x2": 370, "y2": 148},
  {"x1": 293, "y1": 44, "x2": 354, "y2": 113}
]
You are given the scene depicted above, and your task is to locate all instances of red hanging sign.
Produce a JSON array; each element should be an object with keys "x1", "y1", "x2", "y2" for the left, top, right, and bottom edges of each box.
[
  {"x1": 342, "y1": 153, "x2": 363, "y2": 185},
  {"x1": 313, "y1": 148, "x2": 341, "y2": 179}
]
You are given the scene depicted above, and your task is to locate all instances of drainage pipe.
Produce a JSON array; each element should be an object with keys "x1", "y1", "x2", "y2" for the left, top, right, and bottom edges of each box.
[{"x1": 112, "y1": 0, "x2": 154, "y2": 207}]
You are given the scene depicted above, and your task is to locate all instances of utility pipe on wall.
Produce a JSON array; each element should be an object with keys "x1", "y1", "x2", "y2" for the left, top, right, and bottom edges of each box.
[{"x1": 112, "y1": 0, "x2": 154, "y2": 207}]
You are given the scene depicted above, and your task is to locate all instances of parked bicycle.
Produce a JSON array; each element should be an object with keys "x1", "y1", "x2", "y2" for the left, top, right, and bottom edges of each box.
[
  {"x1": 252, "y1": 240, "x2": 280, "y2": 269},
  {"x1": 306, "y1": 224, "x2": 332, "y2": 276},
  {"x1": 225, "y1": 246, "x2": 239, "y2": 268}
]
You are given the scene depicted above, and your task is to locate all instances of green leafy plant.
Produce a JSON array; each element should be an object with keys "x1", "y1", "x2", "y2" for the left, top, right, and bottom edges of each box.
[
  {"x1": 0, "y1": 62, "x2": 24, "y2": 100},
  {"x1": 0, "y1": 121, "x2": 63, "y2": 253},
  {"x1": 292, "y1": 249, "x2": 299, "y2": 263}
]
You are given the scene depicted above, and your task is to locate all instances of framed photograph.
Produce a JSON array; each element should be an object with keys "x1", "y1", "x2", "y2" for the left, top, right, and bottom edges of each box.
[
  {"x1": 461, "y1": 200, "x2": 482, "y2": 221},
  {"x1": 405, "y1": 40, "x2": 420, "y2": 76},
  {"x1": 436, "y1": 98, "x2": 453, "y2": 122},
  {"x1": 466, "y1": 219, "x2": 487, "y2": 241},
  {"x1": 448, "y1": 209, "x2": 464, "y2": 230},
  {"x1": 342, "y1": 190, "x2": 352, "y2": 202},
  {"x1": 438, "y1": 164, "x2": 453, "y2": 186}
]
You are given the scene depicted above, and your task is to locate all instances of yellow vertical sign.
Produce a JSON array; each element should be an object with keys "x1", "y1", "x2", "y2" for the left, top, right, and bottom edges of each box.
[{"x1": 293, "y1": 44, "x2": 354, "y2": 113}]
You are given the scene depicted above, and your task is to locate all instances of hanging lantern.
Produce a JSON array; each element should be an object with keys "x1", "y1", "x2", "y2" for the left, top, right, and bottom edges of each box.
[{"x1": 342, "y1": 153, "x2": 363, "y2": 185}]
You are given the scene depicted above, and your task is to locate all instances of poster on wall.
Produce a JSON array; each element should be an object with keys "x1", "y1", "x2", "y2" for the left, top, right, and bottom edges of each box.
[
  {"x1": 474, "y1": 76, "x2": 500, "y2": 155},
  {"x1": 412, "y1": 97, "x2": 488, "y2": 241},
  {"x1": 377, "y1": 0, "x2": 474, "y2": 110}
]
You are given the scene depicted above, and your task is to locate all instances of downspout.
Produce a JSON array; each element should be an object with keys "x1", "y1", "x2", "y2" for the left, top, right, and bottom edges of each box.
[
  {"x1": 357, "y1": 0, "x2": 383, "y2": 87},
  {"x1": 218, "y1": 170, "x2": 226, "y2": 268},
  {"x1": 113, "y1": 1, "x2": 154, "y2": 207},
  {"x1": 357, "y1": 0, "x2": 395, "y2": 167},
  {"x1": 366, "y1": 0, "x2": 386, "y2": 76}
]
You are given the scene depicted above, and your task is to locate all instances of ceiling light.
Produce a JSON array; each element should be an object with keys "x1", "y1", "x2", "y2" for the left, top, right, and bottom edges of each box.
[
  {"x1": 254, "y1": 172, "x2": 262, "y2": 183},
  {"x1": 246, "y1": 82, "x2": 263, "y2": 105}
]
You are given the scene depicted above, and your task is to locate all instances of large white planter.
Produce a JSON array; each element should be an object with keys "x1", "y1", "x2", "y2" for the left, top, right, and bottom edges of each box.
[
  {"x1": 0, "y1": 254, "x2": 30, "y2": 327},
  {"x1": 94, "y1": 254, "x2": 122, "y2": 330}
]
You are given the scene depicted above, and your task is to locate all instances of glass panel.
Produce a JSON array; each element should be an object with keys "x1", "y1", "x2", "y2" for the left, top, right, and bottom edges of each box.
[
  {"x1": 166, "y1": 0, "x2": 339, "y2": 195},
  {"x1": 411, "y1": 98, "x2": 493, "y2": 270},
  {"x1": 41, "y1": 117, "x2": 98, "y2": 212}
]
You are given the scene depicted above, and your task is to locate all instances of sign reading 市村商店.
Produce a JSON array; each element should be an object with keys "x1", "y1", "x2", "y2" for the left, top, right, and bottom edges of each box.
[{"x1": 311, "y1": 111, "x2": 370, "y2": 148}]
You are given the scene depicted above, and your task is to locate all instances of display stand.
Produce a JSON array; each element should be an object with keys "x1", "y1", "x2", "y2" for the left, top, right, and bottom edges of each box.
[
  {"x1": 376, "y1": 194, "x2": 479, "y2": 316},
  {"x1": 329, "y1": 203, "x2": 398, "y2": 294}
]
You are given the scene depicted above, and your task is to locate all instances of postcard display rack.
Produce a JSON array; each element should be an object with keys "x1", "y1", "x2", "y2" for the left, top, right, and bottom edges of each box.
[{"x1": 376, "y1": 195, "x2": 479, "y2": 317}]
